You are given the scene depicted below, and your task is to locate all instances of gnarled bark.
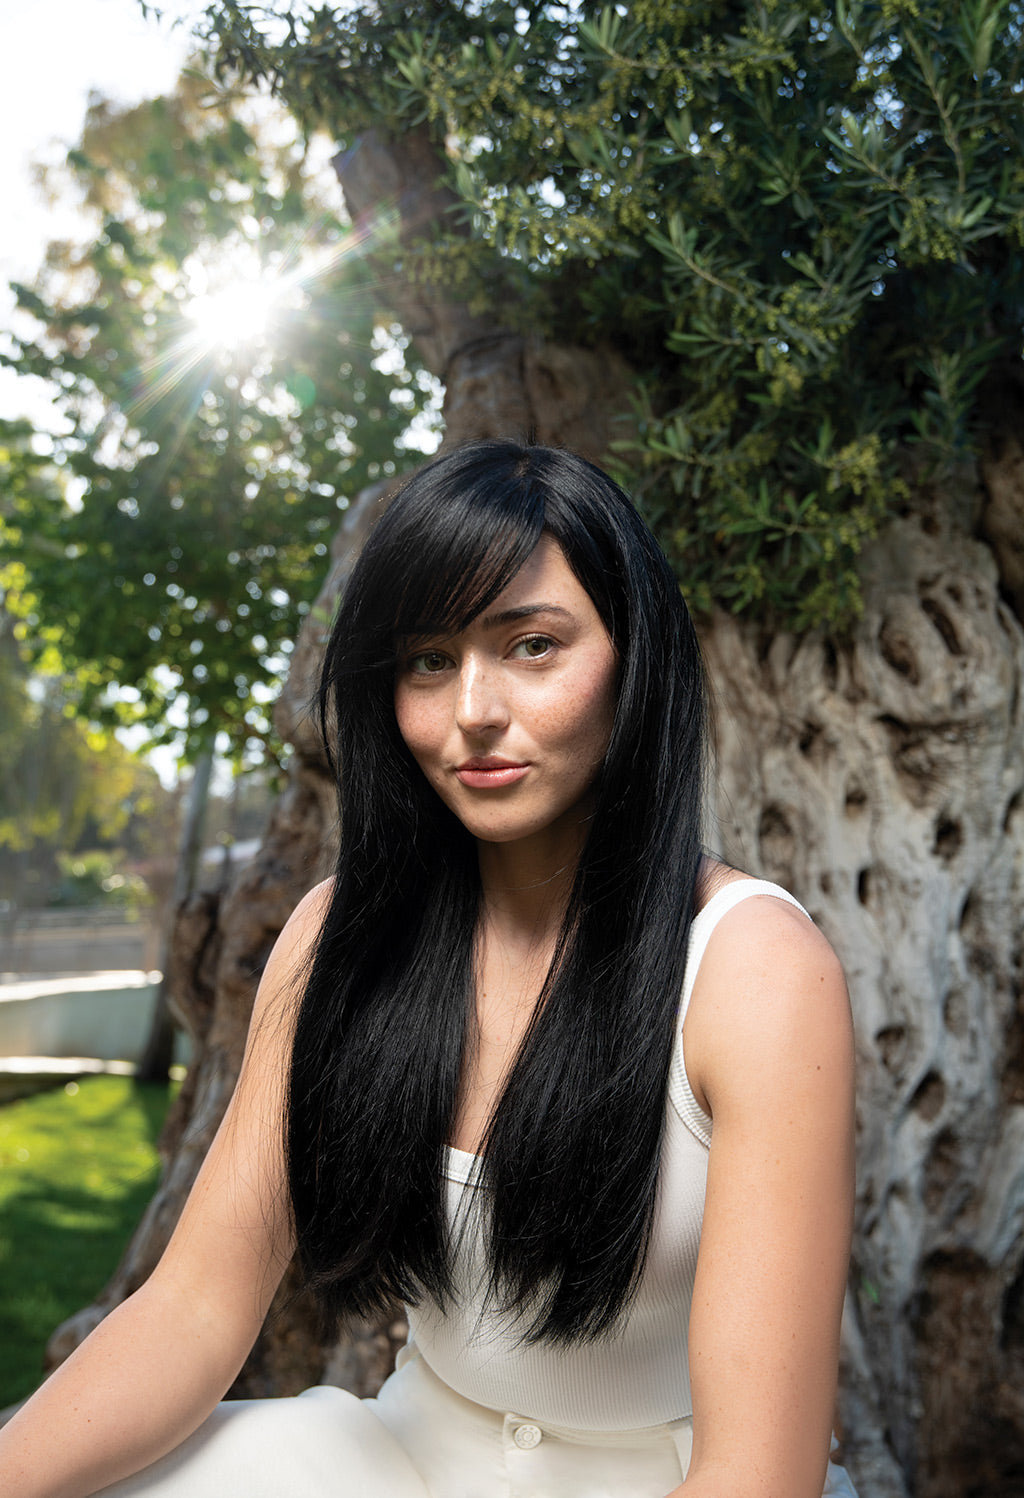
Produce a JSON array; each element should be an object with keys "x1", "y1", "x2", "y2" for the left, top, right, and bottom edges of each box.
[{"x1": 981, "y1": 423, "x2": 1024, "y2": 623}]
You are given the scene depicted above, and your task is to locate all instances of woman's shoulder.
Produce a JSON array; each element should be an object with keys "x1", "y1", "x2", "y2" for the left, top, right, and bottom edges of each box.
[
  {"x1": 693, "y1": 860, "x2": 832, "y2": 961},
  {"x1": 284, "y1": 876, "x2": 336, "y2": 937},
  {"x1": 252, "y1": 877, "x2": 336, "y2": 1020},
  {"x1": 684, "y1": 862, "x2": 851, "y2": 1115}
]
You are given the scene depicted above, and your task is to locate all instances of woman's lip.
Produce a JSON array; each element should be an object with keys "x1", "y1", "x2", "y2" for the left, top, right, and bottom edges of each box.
[
  {"x1": 458, "y1": 757, "x2": 526, "y2": 770},
  {"x1": 455, "y1": 762, "x2": 530, "y2": 789}
]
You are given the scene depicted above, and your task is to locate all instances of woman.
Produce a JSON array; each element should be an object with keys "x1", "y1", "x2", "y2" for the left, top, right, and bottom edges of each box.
[{"x1": 0, "y1": 442, "x2": 857, "y2": 1498}]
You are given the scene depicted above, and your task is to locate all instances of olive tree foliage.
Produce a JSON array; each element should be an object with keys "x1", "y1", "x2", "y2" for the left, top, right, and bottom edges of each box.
[
  {"x1": 3, "y1": 71, "x2": 436, "y2": 761},
  {"x1": 187, "y1": 0, "x2": 1024, "y2": 630}
]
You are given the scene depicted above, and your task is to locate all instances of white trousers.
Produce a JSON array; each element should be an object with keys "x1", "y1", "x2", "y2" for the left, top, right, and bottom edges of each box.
[{"x1": 101, "y1": 1343, "x2": 858, "y2": 1498}]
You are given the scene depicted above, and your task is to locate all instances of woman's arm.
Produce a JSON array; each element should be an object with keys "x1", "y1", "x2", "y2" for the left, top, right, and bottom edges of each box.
[
  {"x1": 670, "y1": 894, "x2": 856, "y2": 1498},
  {"x1": 0, "y1": 881, "x2": 332, "y2": 1498}
]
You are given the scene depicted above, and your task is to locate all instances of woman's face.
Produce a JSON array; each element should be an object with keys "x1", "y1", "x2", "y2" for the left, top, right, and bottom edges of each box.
[{"x1": 394, "y1": 535, "x2": 618, "y2": 852}]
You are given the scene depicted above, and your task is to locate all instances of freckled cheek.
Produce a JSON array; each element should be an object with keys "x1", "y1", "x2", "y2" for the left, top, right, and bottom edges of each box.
[
  {"x1": 393, "y1": 693, "x2": 449, "y2": 775},
  {"x1": 533, "y1": 668, "x2": 617, "y2": 764}
]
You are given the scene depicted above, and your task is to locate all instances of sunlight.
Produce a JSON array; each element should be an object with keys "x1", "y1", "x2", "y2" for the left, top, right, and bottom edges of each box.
[
  {"x1": 185, "y1": 272, "x2": 286, "y2": 350},
  {"x1": 173, "y1": 197, "x2": 403, "y2": 369},
  {"x1": 125, "y1": 207, "x2": 402, "y2": 425}
]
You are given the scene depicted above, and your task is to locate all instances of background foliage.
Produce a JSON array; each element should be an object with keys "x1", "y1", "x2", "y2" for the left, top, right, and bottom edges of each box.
[
  {"x1": 2, "y1": 71, "x2": 436, "y2": 763},
  {"x1": 0, "y1": 519, "x2": 169, "y2": 912},
  {"x1": 194, "y1": 0, "x2": 1024, "y2": 629}
]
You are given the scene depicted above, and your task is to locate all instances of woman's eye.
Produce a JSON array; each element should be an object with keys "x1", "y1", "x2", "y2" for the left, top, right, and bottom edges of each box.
[
  {"x1": 511, "y1": 635, "x2": 555, "y2": 660},
  {"x1": 408, "y1": 650, "x2": 449, "y2": 675}
]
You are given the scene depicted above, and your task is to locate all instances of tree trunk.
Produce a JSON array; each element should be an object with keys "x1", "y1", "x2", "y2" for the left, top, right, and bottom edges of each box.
[
  {"x1": 701, "y1": 490, "x2": 1024, "y2": 1497},
  {"x1": 42, "y1": 130, "x2": 1024, "y2": 1497},
  {"x1": 137, "y1": 746, "x2": 215, "y2": 1083}
]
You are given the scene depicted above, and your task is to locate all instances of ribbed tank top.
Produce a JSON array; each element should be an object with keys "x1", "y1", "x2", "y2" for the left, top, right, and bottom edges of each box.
[{"x1": 405, "y1": 879, "x2": 810, "y2": 1431}]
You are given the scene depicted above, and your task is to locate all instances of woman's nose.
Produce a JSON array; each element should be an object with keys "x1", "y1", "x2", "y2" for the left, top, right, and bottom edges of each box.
[{"x1": 455, "y1": 655, "x2": 509, "y2": 736}]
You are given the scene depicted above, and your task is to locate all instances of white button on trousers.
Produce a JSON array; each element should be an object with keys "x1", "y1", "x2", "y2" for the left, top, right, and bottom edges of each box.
[{"x1": 512, "y1": 1422, "x2": 542, "y2": 1450}]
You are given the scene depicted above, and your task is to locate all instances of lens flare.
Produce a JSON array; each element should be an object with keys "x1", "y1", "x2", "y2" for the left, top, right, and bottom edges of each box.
[{"x1": 185, "y1": 278, "x2": 282, "y2": 348}]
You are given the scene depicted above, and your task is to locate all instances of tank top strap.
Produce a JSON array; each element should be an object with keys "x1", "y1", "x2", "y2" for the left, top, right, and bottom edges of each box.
[{"x1": 668, "y1": 878, "x2": 812, "y2": 1147}]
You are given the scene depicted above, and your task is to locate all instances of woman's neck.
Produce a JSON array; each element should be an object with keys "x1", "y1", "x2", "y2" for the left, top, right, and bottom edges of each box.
[{"x1": 475, "y1": 810, "x2": 589, "y2": 952}]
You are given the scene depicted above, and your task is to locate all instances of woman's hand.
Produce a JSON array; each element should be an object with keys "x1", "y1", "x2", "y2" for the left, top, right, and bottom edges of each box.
[{"x1": 674, "y1": 891, "x2": 856, "y2": 1498}]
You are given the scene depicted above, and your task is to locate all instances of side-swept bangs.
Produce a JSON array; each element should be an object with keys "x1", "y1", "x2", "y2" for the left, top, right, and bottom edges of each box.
[{"x1": 331, "y1": 444, "x2": 549, "y2": 668}]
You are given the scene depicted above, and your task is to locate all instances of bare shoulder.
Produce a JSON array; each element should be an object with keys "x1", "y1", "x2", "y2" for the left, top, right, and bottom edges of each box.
[
  {"x1": 282, "y1": 876, "x2": 335, "y2": 944},
  {"x1": 685, "y1": 878, "x2": 852, "y2": 1117},
  {"x1": 704, "y1": 879, "x2": 843, "y2": 981},
  {"x1": 250, "y1": 876, "x2": 335, "y2": 1025}
]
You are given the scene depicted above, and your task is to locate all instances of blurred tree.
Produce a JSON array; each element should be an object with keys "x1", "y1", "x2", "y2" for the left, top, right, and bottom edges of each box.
[
  {"x1": 3, "y1": 70, "x2": 438, "y2": 765},
  {"x1": 1, "y1": 422, "x2": 166, "y2": 911},
  {"x1": 0, "y1": 640, "x2": 167, "y2": 914}
]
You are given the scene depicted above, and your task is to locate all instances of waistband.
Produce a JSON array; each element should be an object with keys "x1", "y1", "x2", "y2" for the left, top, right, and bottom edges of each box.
[{"x1": 397, "y1": 1339, "x2": 695, "y2": 1453}]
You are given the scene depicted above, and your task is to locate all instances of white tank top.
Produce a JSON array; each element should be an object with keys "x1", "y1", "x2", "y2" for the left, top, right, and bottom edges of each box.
[{"x1": 405, "y1": 879, "x2": 809, "y2": 1431}]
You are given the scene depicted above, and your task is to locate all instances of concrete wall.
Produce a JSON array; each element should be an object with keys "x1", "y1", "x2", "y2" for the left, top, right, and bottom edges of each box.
[
  {"x1": 0, "y1": 974, "x2": 190, "y2": 1065},
  {"x1": 1, "y1": 914, "x2": 156, "y2": 980}
]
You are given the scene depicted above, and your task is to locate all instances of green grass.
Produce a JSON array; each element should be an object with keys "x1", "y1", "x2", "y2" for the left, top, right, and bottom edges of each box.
[{"x1": 0, "y1": 1076, "x2": 175, "y2": 1408}]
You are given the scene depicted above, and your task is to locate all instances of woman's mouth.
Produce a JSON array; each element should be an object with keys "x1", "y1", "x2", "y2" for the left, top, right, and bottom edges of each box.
[{"x1": 455, "y1": 758, "x2": 530, "y2": 789}]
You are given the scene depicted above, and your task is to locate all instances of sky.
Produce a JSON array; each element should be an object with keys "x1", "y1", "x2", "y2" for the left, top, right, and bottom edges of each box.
[{"x1": 0, "y1": 0, "x2": 202, "y2": 421}]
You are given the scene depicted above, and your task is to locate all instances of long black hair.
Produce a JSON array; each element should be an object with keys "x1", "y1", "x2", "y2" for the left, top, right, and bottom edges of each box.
[{"x1": 286, "y1": 441, "x2": 707, "y2": 1344}]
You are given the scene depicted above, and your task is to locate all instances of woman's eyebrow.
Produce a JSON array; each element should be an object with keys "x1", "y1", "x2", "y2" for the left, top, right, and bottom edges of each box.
[{"x1": 479, "y1": 603, "x2": 574, "y2": 628}]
